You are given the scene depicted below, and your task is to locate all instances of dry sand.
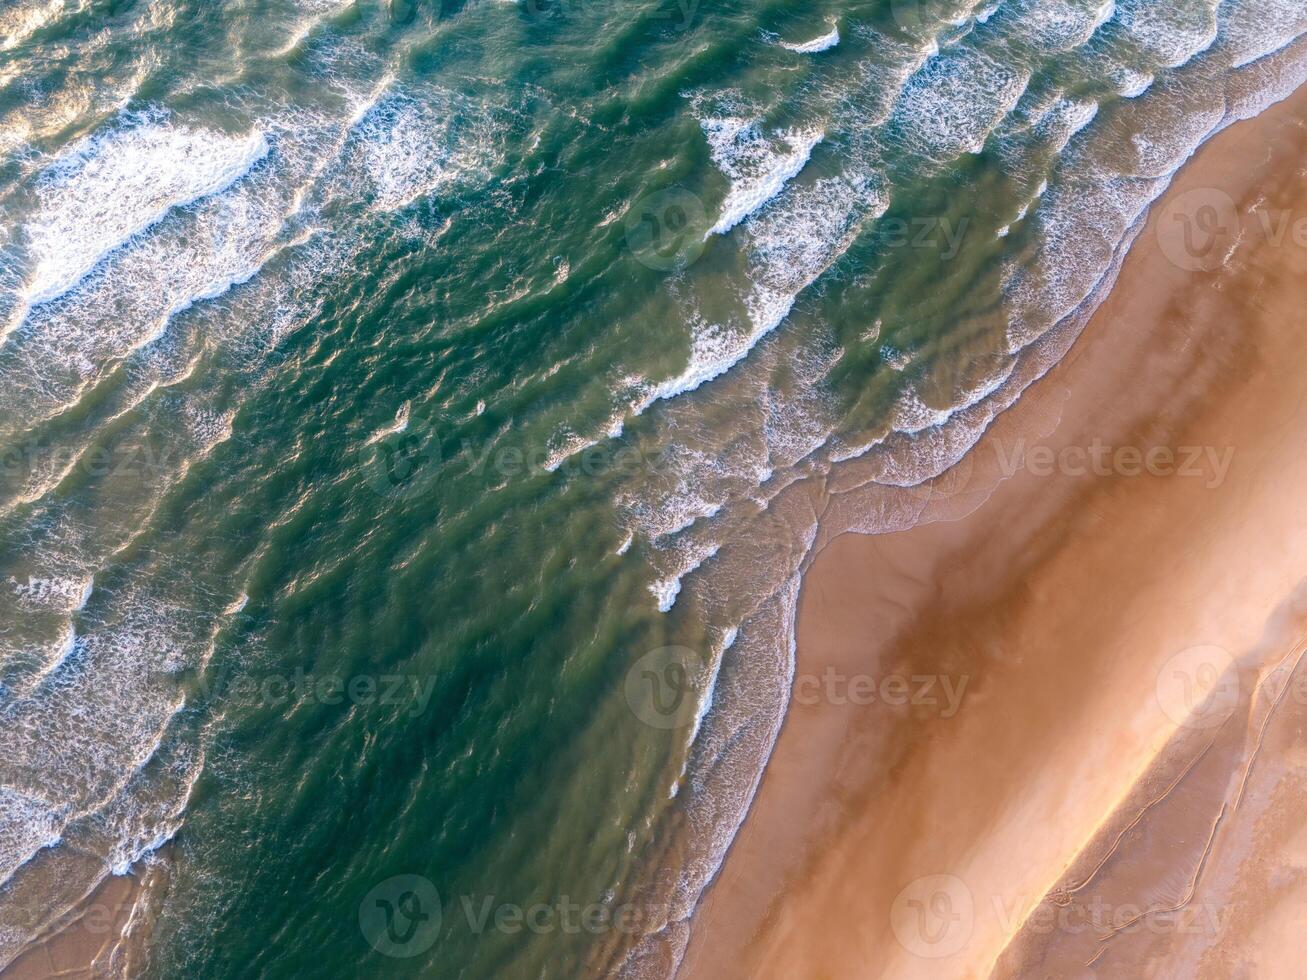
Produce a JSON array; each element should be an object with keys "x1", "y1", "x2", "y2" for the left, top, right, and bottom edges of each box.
[{"x1": 678, "y1": 82, "x2": 1307, "y2": 980}]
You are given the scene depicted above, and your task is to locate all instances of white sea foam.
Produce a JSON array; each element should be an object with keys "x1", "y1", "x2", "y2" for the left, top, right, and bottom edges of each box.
[
  {"x1": 1001, "y1": 0, "x2": 1115, "y2": 53},
  {"x1": 779, "y1": 25, "x2": 840, "y2": 54},
  {"x1": 666, "y1": 626, "x2": 736, "y2": 800},
  {"x1": 0, "y1": 41, "x2": 524, "y2": 969},
  {"x1": 0, "y1": 788, "x2": 65, "y2": 887},
  {"x1": 23, "y1": 113, "x2": 268, "y2": 308},
  {"x1": 890, "y1": 46, "x2": 1031, "y2": 163},
  {"x1": 701, "y1": 117, "x2": 823, "y2": 237},
  {"x1": 629, "y1": 23, "x2": 1307, "y2": 980},
  {"x1": 366, "y1": 401, "x2": 411, "y2": 445},
  {"x1": 1115, "y1": 0, "x2": 1221, "y2": 69},
  {"x1": 884, "y1": 345, "x2": 912, "y2": 370},
  {"x1": 1120, "y1": 71, "x2": 1155, "y2": 98},
  {"x1": 0, "y1": 0, "x2": 81, "y2": 53},
  {"x1": 8, "y1": 574, "x2": 95, "y2": 613},
  {"x1": 0, "y1": 586, "x2": 202, "y2": 897},
  {"x1": 889, "y1": 357, "x2": 1016, "y2": 435},
  {"x1": 649, "y1": 577, "x2": 680, "y2": 613},
  {"x1": 541, "y1": 413, "x2": 626, "y2": 473},
  {"x1": 1221, "y1": 0, "x2": 1307, "y2": 69},
  {"x1": 1036, "y1": 97, "x2": 1101, "y2": 155},
  {"x1": 649, "y1": 543, "x2": 720, "y2": 612},
  {"x1": 38, "y1": 625, "x2": 78, "y2": 681},
  {"x1": 0, "y1": 102, "x2": 370, "y2": 949},
  {"x1": 343, "y1": 89, "x2": 501, "y2": 213},
  {"x1": 638, "y1": 172, "x2": 887, "y2": 414},
  {"x1": 7, "y1": 114, "x2": 329, "y2": 426}
]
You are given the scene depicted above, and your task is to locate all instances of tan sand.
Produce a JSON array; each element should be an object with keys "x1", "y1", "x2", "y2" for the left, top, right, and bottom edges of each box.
[
  {"x1": 3, "y1": 857, "x2": 167, "y2": 980},
  {"x1": 678, "y1": 83, "x2": 1307, "y2": 980}
]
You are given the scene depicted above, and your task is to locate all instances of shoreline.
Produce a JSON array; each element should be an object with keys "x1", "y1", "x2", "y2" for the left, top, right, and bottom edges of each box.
[
  {"x1": 677, "y1": 77, "x2": 1307, "y2": 979},
  {"x1": 2, "y1": 853, "x2": 168, "y2": 979}
]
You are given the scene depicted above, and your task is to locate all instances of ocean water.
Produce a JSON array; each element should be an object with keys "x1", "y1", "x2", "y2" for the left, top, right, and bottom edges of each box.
[{"x1": 0, "y1": 0, "x2": 1304, "y2": 976}]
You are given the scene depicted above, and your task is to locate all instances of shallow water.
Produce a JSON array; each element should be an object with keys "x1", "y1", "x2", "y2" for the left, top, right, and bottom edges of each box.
[{"x1": 0, "y1": 0, "x2": 1304, "y2": 976}]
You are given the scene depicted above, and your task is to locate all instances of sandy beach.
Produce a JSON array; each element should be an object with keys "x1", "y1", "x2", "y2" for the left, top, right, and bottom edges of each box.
[
  {"x1": 678, "y1": 81, "x2": 1307, "y2": 980},
  {"x1": 3, "y1": 856, "x2": 165, "y2": 979}
]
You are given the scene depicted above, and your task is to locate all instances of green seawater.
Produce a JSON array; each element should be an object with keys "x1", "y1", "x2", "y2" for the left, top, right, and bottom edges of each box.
[{"x1": 0, "y1": 0, "x2": 1303, "y2": 977}]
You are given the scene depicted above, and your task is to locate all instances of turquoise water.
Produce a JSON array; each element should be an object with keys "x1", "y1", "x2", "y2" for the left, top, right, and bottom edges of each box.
[{"x1": 0, "y1": 0, "x2": 1304, "y2": 976}]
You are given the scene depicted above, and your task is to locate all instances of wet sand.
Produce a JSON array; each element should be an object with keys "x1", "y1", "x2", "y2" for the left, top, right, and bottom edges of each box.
[
  {"x1": 2, "y1": 857, "x2": 166, "y2": 979},
  {"x1": 678, "y1": 82, "x2": 1307, "y2": 979}
]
